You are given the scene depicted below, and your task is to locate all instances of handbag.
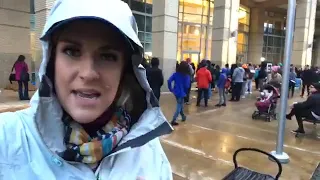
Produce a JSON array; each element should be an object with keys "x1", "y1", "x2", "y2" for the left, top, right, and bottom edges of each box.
[{"x1": 8, "y1": 62, "x2": 16, "y2": 84}]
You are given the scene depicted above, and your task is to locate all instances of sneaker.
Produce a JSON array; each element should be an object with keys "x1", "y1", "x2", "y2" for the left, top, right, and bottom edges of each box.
[
  {"x1": 215, "y1": 104, "x2": 221, "y2": 107},
  {"x1": 182, "y1": 116, "x2": 187, "y2": 122},
  {"x1": 286, "y1": 114, "x2": 292, "y2": 120},
  {"x1": 291, "y1": 129, "x2": 305, "y2": 134},
  {"x1": 221, "y1": 103, "x2": 226, "y2": 107},
  {"x1": 241, "y1": 96, "x2": 246, "y2": 99},
  {"x1": 249, "y1": 92, "x2": 252, "y2": 94},
  {"x1": 185, "y1": 102, "x2": 190, "y2": 105},
  {"x1": 171, "y1": 121, "x2": 179, "y2": 126}
]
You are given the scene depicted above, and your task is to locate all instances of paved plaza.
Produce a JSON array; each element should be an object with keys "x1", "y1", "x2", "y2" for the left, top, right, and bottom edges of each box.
[{"x1": 0, "y1": 90, "x2": 319, "y2": 180}]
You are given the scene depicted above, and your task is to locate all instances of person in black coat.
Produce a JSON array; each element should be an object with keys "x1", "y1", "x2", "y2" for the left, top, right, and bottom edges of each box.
[
  {"x1": 257, "y1": 62, "x2": 267, "y2": 91},
  {"x1": 286, "y1": 82, "x2": 320, "y2": 134},
  {"x1": 146, "y1": 57, "x2": 164, "y2": 101},
  {"x1": 300, "y1": 65, "x2": 316, "y2": 97}
]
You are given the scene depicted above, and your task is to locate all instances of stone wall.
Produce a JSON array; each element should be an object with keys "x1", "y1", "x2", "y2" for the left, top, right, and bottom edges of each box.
[{"x1": 0, "y1": 0, "x2": 31, "y2": 88}]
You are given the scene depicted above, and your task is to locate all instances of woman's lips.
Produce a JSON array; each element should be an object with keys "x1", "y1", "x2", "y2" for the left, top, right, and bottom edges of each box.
[
  {"x1": 71, "y1": 90, "x2": 101, "y2": 99},
  {"x1": 71, "y1": 90, "x2": 102, "y2": 107}
]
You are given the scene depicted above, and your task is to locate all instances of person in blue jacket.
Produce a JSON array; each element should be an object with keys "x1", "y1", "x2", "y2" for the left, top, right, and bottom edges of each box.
[
  {"x1": 168, "y1": 61, "x2": 191, "y2": 126},
  {"x1": 216, "y1": 68, "x2": 228, "y2": 107}
]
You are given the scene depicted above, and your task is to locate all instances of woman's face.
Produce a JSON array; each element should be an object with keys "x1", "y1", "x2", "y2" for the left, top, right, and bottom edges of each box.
[{"x1": 54, "y1": 20, "x2": 126, "y2": 124}]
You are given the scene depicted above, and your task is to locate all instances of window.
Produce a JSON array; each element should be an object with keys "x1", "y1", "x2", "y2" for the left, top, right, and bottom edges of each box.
[
  {"x1": 237, "y1": 5, "x2": 250, "y2": 63},
  {"x1": 177, "y1": 0, "x2": 215, "y2": 64},
  {"x1": 262, "y1": 20, "x2": 286, "y2": 64},
  {"x1": 123, "y1": 0, "x2": 153, "y2": 58}
]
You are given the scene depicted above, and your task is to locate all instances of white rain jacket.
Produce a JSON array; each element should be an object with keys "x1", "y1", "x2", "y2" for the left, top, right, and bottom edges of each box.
[{"x1": 0, "y1": 0, "x2": 173, "y2": 179}]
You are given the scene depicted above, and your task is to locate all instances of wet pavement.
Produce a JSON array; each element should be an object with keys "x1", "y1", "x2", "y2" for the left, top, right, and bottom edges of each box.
[
  {"x1": 0, "y1": 90, "x2": 32, "y2": 113},
  {"x1": 159, "y1": 91, "x2": 320, "y2": 180},
  {"x1": 0, "y1": 90, "x2": 319, "y2": 179}
]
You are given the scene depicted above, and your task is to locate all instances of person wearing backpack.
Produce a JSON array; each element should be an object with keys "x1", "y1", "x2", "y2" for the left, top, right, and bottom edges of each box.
[{"x1": 13, "y1": 55, "x2": 30, "y2": 100}]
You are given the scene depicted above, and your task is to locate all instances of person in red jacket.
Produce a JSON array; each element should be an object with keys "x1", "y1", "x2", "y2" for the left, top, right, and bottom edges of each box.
[{"x1": 196, "y1": 61, "x2": 212, "y2": 107}]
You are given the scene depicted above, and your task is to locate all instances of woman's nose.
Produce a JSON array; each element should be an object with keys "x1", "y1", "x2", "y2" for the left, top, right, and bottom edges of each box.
[{"x1": 79, "y1": 59, "x2": 100, "y2": 81}]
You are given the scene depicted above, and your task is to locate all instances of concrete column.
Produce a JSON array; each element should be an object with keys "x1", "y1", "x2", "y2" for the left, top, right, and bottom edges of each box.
[
  {"x1": 292, "y1": 0, "x2": 317, "y2": 67},
  {"x1": 313, "y1": 37, "x2": 320, "y2": 67},
  {"x1": 247, "y1": 8, "x2": 265, "y2": 65},
  {"x1": 0, "y1": 0, "x2": 31, "y2": 88},
  {"x1": 152, "y1": 0, "x2": 178, "y2": 90},
  {"x1": 211, "y1": 0, "x2": 240, "y2": 66}
]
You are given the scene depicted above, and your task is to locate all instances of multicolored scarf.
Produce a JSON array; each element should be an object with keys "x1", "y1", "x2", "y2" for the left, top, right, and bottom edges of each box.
[{"x1": 60, "y1": 107, "x2": 131, "y2": 169}]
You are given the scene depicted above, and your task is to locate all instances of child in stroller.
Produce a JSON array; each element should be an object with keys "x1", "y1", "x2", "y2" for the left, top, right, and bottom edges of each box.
[{"x1": 252, "y1": 84, "x2": 280, "y2": 122}]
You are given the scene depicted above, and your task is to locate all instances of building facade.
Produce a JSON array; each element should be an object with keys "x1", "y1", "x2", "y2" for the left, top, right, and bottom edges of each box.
[{"x1": 0, "y1": 0, "x2": 319, "y2": 88}]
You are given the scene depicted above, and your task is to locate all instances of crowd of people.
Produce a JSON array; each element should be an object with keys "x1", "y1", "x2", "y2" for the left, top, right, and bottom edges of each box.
[{"x1": 145, "y1": 57, "x2": 320, "y2": 129}]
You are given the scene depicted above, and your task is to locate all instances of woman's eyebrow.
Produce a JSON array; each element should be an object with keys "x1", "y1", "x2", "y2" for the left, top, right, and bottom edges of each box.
[
  {"x1": 99, "y1": 45, "x2": 121, "y2": 51},
  {"x1": 59, "y1": 38, "x2": 82, "y2": 47}
]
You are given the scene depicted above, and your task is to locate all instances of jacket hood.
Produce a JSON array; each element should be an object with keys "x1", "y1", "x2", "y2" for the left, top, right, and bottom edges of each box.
[
  {"x1": 221, "y1": 68, "x2": 228, "y2": 74},
  {"x1": 29, "y1": 0, "x2": 172, "y2": 155}
]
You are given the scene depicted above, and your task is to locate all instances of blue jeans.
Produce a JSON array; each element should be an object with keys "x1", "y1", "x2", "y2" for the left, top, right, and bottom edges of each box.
[
  {"x1": 218, "y1": 88, "x2": 226, "y2": 105},
  {"x1": 247, "y1": 79, "x2": 253, "y2": 93},
  {"x1": 172, "y1": 96, "x2": 186, "y2": 122},
  {"x1": 18, "y1": 80, "x2": 29, "y2": 100},
  {"x1": 201, "y1": 84, "x2": 211, "y2": 99}
]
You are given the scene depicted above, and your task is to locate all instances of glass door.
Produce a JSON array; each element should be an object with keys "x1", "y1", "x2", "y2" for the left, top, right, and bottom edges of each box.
[{"x1": 182, "y1": 51, "x2": 200, "y2": 68}]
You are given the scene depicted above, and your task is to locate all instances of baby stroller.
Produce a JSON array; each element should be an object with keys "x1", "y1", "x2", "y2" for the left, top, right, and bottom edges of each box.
[
  {"x1": 252, "y1": 84, "x2": 280, "y2": 122},
  {"x1": 222, "y1": 148, "x2": 282, "y2": 180}
]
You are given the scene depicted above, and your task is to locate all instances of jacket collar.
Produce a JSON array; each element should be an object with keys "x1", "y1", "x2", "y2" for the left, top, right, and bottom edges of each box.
[{"x1": 30, "y1": 74, "x2": 173, "y2": 155}]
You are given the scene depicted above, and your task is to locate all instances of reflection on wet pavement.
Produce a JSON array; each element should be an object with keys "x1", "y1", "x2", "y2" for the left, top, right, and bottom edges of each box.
[{"x1": 159, "y1": 91, "x2": 320, "y2": 180}]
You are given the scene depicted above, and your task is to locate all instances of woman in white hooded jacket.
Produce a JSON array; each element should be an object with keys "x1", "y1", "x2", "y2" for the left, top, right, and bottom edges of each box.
[{"x1": 0, "y1": 0, "x2": 173, "y2": 179}]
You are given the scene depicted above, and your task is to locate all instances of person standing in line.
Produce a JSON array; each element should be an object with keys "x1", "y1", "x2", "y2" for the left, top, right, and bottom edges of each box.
[
  {"x1": 301, "y1": 65, "x2": 314, "y2": 97},
  {"x1": 247, "y1": 63, "x2": 255, "y2": 94},
  {"x1": 288, "y1": 67, "x2": 297, "y2": 98},
  {"x1": 254, "y1": 65, "x2": 260, "y2": 90},
  {"x1": 168, "y1": 61, "x2": 191, "y2": 126},
  {"x1": 196, "y1": 61, "x2": 212, "y2": 107},
  {"x1": 213, "y1": 64, "x2": 221, "y2": 90},
  {"x1": 225, "y1": 63, "x2": 230, "y2": 76},
  {"x1": 241, "y1": 64, "x2": 249, "y2": 99},
  {"x1": 230, "y1": 64, "x2": 244, "y2": 101},
  {"x1": 216, "y1": 68, "x2": 228, "y2": 107},
  {"x1": 206, "y1": 60, "x2": 214, "y2": 98},
  {"x1": 12, "y1": 55, "x2": 30, "y2": 100},
  {"x1": 146, "y1": 57, "x2": 164, "y2": 101},
  {"x1": 184, "y1": 58, "x2": 194, "y2": 105},
  {"x1": 257, "y1": 62, "x2": 268, "y2": 91}
]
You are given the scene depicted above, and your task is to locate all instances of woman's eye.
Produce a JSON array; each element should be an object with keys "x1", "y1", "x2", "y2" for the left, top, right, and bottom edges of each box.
[
  {"x1": 100, "y1": 53, "x2": 117, "y2": 61},
  {"x1": 63, "y1": 48, "x2": 81, "y2": 57}
]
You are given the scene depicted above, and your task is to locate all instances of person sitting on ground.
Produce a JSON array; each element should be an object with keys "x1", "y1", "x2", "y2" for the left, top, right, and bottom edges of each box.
[{"x1": 286, "y1": 82, "x2": 320, "y2": 134}]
